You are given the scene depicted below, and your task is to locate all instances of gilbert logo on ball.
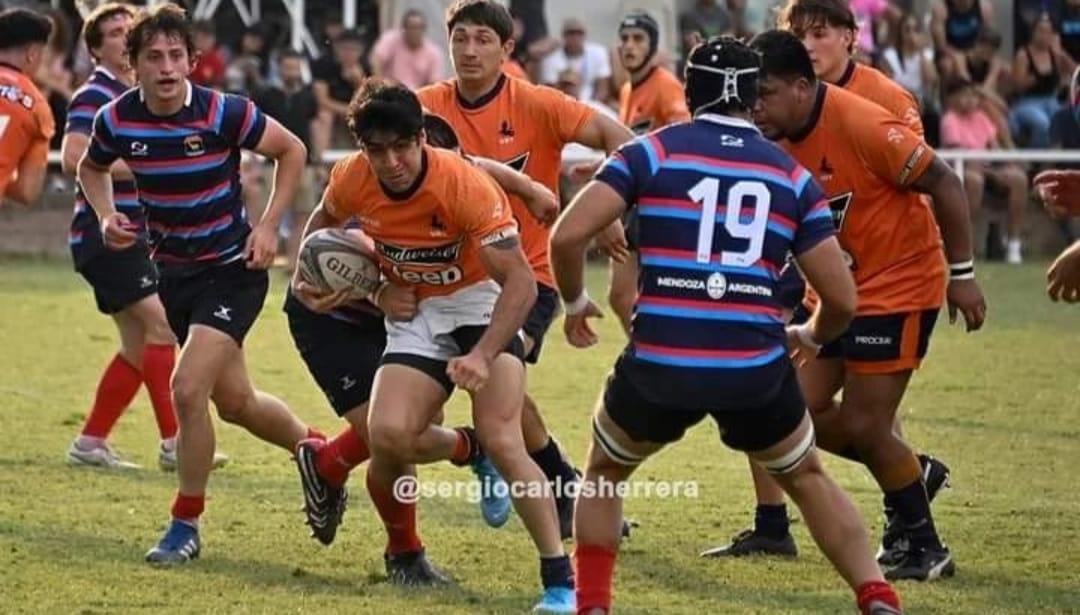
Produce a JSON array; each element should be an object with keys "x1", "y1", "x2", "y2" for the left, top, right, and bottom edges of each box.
[{"x1": 299, "y1": 229, "x2": 381, "y2": 299}]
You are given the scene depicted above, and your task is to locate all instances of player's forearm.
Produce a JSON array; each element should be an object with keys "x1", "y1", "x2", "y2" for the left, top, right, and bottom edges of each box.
[
  {"x1": 262, "y1": 144, "x2": 307, "y2": 228},
  {"x1": 473, "y1": 158, "x2": 531, "y2": 198},
  {"x1": 298, "y1": 203, "x2": 339, "y2": 241},
  {"x1": 110, "y1": 159, "x2": 134, "y2": 181},
  {"x1": 549, "y1": 230, "x2": 589, "y2": 305},
  {"x1": 77, "y1": 155, "x2": 116, "y2": 217},
  {"x1": 477, "y1": 266, "x2": 537, "y2": 361},
  {"x1": 599, "y1": 118, "x2": 634, "y2": 154},
  {"x1": 919, "y1": 160, "x2": 976, "y2": 264}
]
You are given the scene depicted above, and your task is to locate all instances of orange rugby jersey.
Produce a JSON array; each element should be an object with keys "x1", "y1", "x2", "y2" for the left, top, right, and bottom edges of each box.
[
  {"x1": 0, "y1": 63, "x2": 54, "y2": 197},
  {"x1": 837, "y1": 61, "x2": 924, "y2": 137},
  {"x1": 323, "y1": 146, "x2": 517, "y2": 301},
  {"x1": 417, "y1": 74, "x2": 595, "y2": 287},
  {"x1": 783, "y1": 84, "x2": 945, "y2": 314},
  {"x1": 617, "y1": 66, "x2": 690, "y2": 134}
]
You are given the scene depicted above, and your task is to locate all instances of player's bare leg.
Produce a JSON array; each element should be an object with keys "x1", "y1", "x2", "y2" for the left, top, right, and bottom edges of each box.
[
  {"x1": 574, "y1": 403, "x2": 664, "y2": 615},
  {"x1": 706, "y1": 356, "x2": 843, "y2": 558},
  {"x1": 836, "y1": 371, "x2": 954, "y2": 581},
  {"x1": 364, "y1": 364, "x2": 462, "y2": 586},
  {"x1": 474, "y1": 355, "x2": 563, "y2": 554},
  {"x1": 210, "y1": 349, "x2": 308, "y2": 452},
  {"x1": 607, "y1": 257, "x2": 637, "y2": 335},
  {"x1": 749, "y1": 413, "x2": 902, "y2": 613}
]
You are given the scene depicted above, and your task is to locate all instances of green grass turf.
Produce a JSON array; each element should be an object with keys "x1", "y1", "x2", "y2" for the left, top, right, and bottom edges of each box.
[{"x1": 0, "y1": 258, "x2": 1077, "y2": 614}]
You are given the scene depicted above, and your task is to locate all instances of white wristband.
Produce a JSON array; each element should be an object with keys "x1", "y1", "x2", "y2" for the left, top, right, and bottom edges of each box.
[
  {"x1": 793, "y1": 323, "x2": 822, "y2": 351},
  {"x1": 949, "y1": 259, "x2": 975, "y2": 281},
  {"x1": 370, "y1": 281, "x2": 390, "y2": 307},
  {"x1": 563, "y1": 290, "x2": 592, "y2": 316}
]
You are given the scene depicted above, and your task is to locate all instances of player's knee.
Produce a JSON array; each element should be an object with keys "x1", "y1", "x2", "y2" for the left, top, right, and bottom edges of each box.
[
  {"x1": 171, "y1": 373, "x2": 206, "y2": 417},
  {"x1": 477, "y1": 430, "x2": 523, "y2": 468},
  {"x1": 368, "y1": 423, "x2": 414, "y2": 462},
  {"x1": 211, "y1": 385, "x2": 257, "y2": 425},
  {"x1": 607, "y1": 286, "x2": 634, "y2": 316}
]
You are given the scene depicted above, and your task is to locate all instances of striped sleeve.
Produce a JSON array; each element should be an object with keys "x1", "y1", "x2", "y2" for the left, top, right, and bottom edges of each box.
[
  {"x1": 791, "y1": 167, "x2": 835, "y2": 256},
  {"x1": 594, "y1": 136, "x2": 654, "y2": 205},
  {"x1": 65, "y1": 86, "x2": 111, "y2": 135},
  {"x1": 86, "y1": 106, "x2": 119, "y2": 167},
  {"x1": 222, "y1": 94, "x2": 268, "y2": 150}
]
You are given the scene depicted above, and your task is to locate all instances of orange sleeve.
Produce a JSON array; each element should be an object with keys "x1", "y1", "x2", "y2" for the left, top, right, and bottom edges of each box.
[
  {"x1": 447, "y1": 163, "x2": 518, "y2": 246},
  {"x1": 855, "y1": 111, "x2": 935, "y2": 189},
  {"x1": 535, "y1": 85, "x2": 596, "y2": 145},
  {"x1": 660, "y1": 90, "x2": 691, "y2": 126},
  {"x1": 323, "y1": 156, "x2": 364, "y2": 220}
]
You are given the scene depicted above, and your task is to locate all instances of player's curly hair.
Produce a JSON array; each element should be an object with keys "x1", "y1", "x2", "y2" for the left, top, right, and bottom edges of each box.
[
  {"x1": 347, "y1": 78, "x2": 425, "y2": 145},
  {"x1": 126, "y1": 2, "x2": 194, "y2": 64},
  {"x1": 82, "y1": 2, "x2": 137, "y2": 60}
]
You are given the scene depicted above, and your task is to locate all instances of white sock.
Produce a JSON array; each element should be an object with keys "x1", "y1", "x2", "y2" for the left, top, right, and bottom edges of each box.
[
  {"x1": 76, "y1": 435, "x2": 106, "y2": 451},
  {"x1": 161, "y1": 437, "x2": 178, "y2": 453}
]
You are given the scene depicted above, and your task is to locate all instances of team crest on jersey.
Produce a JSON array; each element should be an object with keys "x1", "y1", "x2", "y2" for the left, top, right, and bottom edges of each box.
[
  {"x1": 630, "y1": 118, "x2": 653, "y2": 135},
  {"x1": 430, "y1": 214, "x2": 447, "y2": 237},
  {"x1": 819, "y1": 157, "x2": 835, "y2": 183},
  {"x1": 720, "y1": 134, "x2": 744, "y2": 147},
  {"x1": 498, "y1": 120, "x2": 515, "y2": 144},
  {"x1": 183, "y1": 135, "x2": 205, "y2": 156},
  {"x1": 130, "y1": 141, "x2": 149, "y2": 156},
  {"x1": 827, "y1": 192, "x2": 854, "y2": 230},
  {"x1": 502, "y1": 152, "x2": 530, "y2": 173},
  {"x1": 887, "y1": 128, "x2": 904, "y2": 145}
]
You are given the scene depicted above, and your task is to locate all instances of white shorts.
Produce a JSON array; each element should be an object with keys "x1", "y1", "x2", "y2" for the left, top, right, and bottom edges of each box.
[{"x1": 383, "y1": 280, "x2": 523, "y2": 362}]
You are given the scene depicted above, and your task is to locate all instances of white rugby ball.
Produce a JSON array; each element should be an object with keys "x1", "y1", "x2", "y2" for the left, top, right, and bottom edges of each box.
[{"x1": 298, "y1": 228, "x2": 381, "y2": 300}]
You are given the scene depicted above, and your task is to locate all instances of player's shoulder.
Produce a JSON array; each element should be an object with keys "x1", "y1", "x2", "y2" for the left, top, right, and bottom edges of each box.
[
  {"x1": 823, "y1": 83, "x2": 894, "y2": 129},
  {"x1": 654, "y1": 67, "x2": 684, "y2": 89},
  {"x1": 416, "y1": 79, "x2": 456, "y2": 108},
  {"x1": 850, "y1": 64, "x2": 921, "y2": 120},
  {"x1": 329, "y1": 150, "x2": 374, "y2": 186}
]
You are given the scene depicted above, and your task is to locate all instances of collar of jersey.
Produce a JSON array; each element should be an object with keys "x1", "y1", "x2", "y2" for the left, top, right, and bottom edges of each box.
[
  {"x1": 788, "y1": 82, "x2": 827, "y2": 144},
  {"x1": 695, "y1": 113, "x2": 761, "y2": 134},
  {"x1": 138, "y1": 79, "x2": 194, "y2": 108},
  {"x1": 835, "y1": 61, "x2": 856, "y2": 88},
  {"x1": 455, "y1": 73, "x2": 506, "y2": 111},
  {"x1": 380, "y1": 148, "x2": 430, "y2": 201},
  {"x1": 0, "y1": 61, "x2": 22, "y2": 74},
  {"x1": 94, "y1": 65, "x2": 120, "y2": 82}
]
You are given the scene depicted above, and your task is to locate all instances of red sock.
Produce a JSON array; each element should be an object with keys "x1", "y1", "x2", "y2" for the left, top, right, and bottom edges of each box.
[
  {"x1": 450, "y1": 428, "x2": 471, "y2": 464},
  {"x1": 856, "y1": 580, "x2": 901, "y2": 614},
  {"x1": 315, "y1": 425, "x2": 369, "y2": 487},
  {"x1": 574, "y1": 544, "x2": 617, "y2": 615},
  {"x1": 81, "y1": 354, "x2": 143, "y2": 439},
  {"x1": 366, "y1": 468, "x2": 422, "y2": 554},
  {"x1": 170, "y1": 491, "x2": 205, "y2": 522},
  {"x1": 142, "y1": 344, "x2": 178, "y2": 440}
]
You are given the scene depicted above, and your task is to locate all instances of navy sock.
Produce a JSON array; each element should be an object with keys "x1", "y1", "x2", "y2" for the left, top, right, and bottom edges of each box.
[
  {"x1": 530, "y1": 438, "x2": 578, "y2": 489},
  {"x1": 754, "y1": 504, "x2": 790, "y2": 540},
  {"x1": 540, "y1": 554, "x2": 574, "y2": 589},
  {"x1": 887, "y1": 479, "x2": 942, "y2": 550}
]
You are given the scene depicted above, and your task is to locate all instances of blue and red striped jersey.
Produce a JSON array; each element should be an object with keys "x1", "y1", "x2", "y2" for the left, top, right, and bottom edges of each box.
[
  {"x1": 595, "y1": 114, "x2": 834, "y2": 404},
  {"x1": 66, "y1": 67, "x2": 140, "y2": 267},
  {"x1": 86, "y1": 81, "x2": 267, "y2": 275}
]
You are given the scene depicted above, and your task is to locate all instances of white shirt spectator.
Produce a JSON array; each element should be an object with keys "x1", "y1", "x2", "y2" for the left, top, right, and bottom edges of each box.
[
  {"x1": 540, "y1": 42, "x2": 612, "y2": 103},
  {"x1": 882, "y1": 47, "x2": 935, "y2": 99}
]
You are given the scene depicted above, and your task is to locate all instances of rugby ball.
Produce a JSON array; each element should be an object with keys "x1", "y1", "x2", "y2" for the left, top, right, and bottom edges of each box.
[{"x1": 298, "y1": 228, "x2": 381, "y2": 300}]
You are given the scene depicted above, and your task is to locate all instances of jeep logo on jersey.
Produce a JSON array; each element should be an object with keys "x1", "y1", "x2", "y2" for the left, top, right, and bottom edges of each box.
[
  {"x1": 828, "y1": 192, "x2": 853, "y2": 230},
  {"x1": 630, "y1": 118, "x2": 653, "y2": 135},
  {"x1": 377, "y1": 240, "x2": 462, "y2": 265},
  {"x1": 393, "y1": 265, "x2": 464, "y2": 285},
  {"x1": 502, "y1": 152, "x2": 530, "y2": 173}
]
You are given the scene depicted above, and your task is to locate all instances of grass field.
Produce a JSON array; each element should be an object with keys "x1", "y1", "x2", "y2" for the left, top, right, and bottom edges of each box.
[{"x1": 1, "y1": 258, "x2": 1078, "y2": 614}]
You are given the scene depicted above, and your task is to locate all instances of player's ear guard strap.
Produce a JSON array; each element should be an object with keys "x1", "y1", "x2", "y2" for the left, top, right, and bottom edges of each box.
[
  {"x1": 758, "y1": 423, "x2": 816, "y2": 475},
  {"x1": 592, "y1": 417, "x2": 646, "y2": 467}
]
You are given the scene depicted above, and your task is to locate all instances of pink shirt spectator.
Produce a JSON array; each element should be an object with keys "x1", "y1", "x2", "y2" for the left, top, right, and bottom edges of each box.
[
  {"x1": 370, "y1": 29, "x2": 445, "y2": 90},
  {"x1": 851, "y1": 0, "x2": 888, "y2": 53},
  {"x1": 941, "y1": 109, "x2": 998, "y2": 149}
]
